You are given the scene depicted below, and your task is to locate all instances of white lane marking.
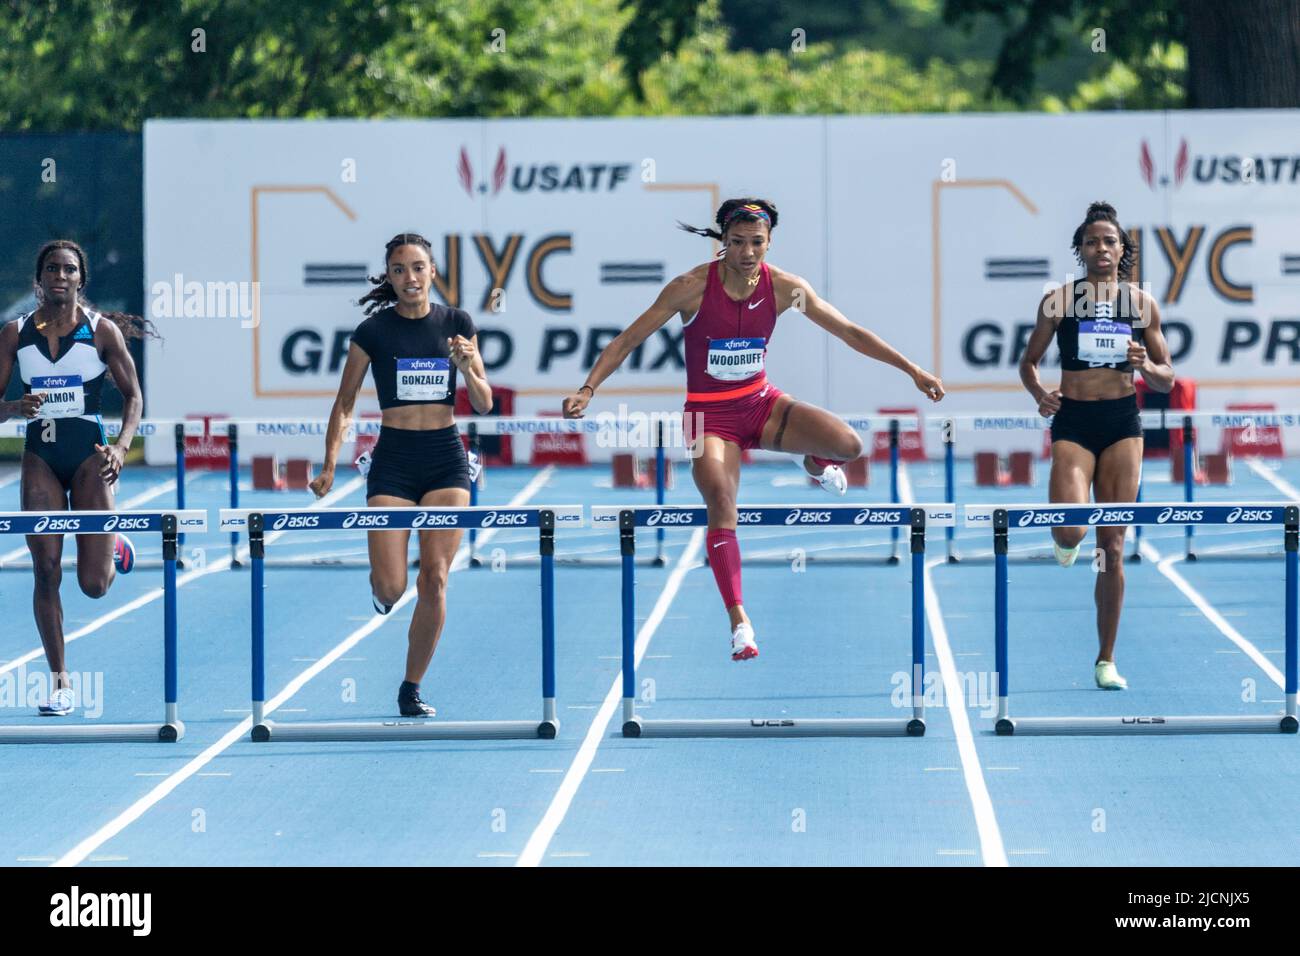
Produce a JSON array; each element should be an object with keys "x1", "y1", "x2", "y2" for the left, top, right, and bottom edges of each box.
[
  {"x1": 477, "y1": 852, "x2": 517, "y2": 858},
  {"x1": 50, "y1": 469, "x2": 553, "y2": 868},
  {"x1": 1, "y1": 476, "x2": 367, "y2": 678},
  {"x1": 1245, "y1": 458, "x2": 1300, "y2": 498},
  {"x1": 899, "y1": 464, "x2": 1008, "y2": 868},
  {"x1": 516, "y1": 528, "x2": 705, "y2": 869},
  {"x1": 1140, "y1": 540, "x2": 1285, "y2": 688}
]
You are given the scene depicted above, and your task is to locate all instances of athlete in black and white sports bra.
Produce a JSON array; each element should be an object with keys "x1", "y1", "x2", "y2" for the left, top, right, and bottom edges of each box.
[
  {"x1": 1020, "y1": 202, "x2": 1175, "y2": 691},
  {"x1": 0, "y1": 240, "x2": 150, "y2": 716}
]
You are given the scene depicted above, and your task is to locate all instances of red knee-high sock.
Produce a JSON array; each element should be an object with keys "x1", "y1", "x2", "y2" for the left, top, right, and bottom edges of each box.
[{"x1": 706, "y1": 528, "x2": 743, "y2": 610}]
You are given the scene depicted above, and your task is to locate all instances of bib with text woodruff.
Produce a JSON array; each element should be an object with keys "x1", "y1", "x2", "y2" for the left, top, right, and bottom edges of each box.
[
  {"x1": 395, "y1": 358, "x2": 450, "y2": 401},
  {"x1": 1077, "y1": 320, "x2": 1132, "y2": 366},
  {"x1": 31, "y1": 375, "x2": 85, "y2": 418},
  {"x1": 706, "y1": 338, "x2": 767, "y2": 382}
]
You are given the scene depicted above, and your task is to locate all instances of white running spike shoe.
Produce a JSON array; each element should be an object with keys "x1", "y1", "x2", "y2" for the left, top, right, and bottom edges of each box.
[
  {"x1": 1095, "y1": 660, "x2": 1128, "y2": 690},
  {"x1": 802, "y1": 458, "x2": 847, "y2": 496},
  {"x1": 38, "y1": 686, "x2": 75, "y2": 717},
  {"x1": 1053, "y1": 541, "x2": 1081, "y2": 567},
  {"x1": 731, "y1": 622, "x2": 759, "y2": 662}
]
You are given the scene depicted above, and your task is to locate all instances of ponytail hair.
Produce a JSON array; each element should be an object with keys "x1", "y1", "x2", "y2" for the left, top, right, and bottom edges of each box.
[{"x1": 678, "y1": 198, "x2": 778, "y2": 241}]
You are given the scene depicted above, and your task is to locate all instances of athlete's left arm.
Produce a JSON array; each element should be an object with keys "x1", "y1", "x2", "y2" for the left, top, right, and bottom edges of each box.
[
  {"x1": 450, "y1": 334, "x2": 493, "y2": 415},
  {"x1": 1129, "y1": 289, "x2": 1174, "y2": 393},
  {"x1": 782, "y1": 274, "x2": 944, "y2": 402},
  {"x1": 96, "y1": 320, "x2": 143, "y2": 480}
]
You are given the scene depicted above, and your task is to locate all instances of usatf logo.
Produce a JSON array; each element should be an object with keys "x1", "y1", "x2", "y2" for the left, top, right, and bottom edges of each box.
[
  {"x1": 458, "y1": 146, "x2": 632, "y2": 198},
  {"x1": 1018, "y1": 511, "x2": 1065, "y2": 527},
  {"x1": 1088, "y1": 508, "x2": 1135, "y2": 525},
  {"x1": 480, "y1": 511, "x2": 528, "y2": 527},
  {"x1": 341, "y1": 512, "x2": 389, "y2": 529},
  {"x1": 1157, "y1": 507, "x2": 1203, "y2": 524},
  {"x1": 33, "y1": 516, "x2": 81, "y2": 532},
  {"x1": 1140, "y1": 138, "x2": 1189, "y2": 190},
  {"x1": 1225, "y1": 507, "x2": 1274, "y2": 523},
  {"x1": 646, "y1": 510, "x2": 694, "y2": 526},
  {"x1": 784, "y1": 509, "x2": 832, "y2": 525}
]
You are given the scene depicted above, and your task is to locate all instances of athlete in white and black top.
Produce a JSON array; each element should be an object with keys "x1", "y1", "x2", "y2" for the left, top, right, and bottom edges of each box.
[
  {"x1": 0, "y1": 240, "x2": 151, "y2": 716},
  {"x1": 312, "y1": 233, "x2": 493, "y2": 718},
  {"x1": 1020, "y1": 202, "x2": 1175, "y2": 690}
]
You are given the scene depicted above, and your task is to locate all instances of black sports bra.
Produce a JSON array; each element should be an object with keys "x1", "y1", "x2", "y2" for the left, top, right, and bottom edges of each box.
[{"x1": 1054, "y1": 280, "x2": 1146, "y2": 372}]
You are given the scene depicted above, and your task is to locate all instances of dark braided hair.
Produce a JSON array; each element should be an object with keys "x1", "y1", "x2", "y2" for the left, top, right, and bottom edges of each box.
[
  {"x1": 678, "y1": 198, "x2": 779, "y2": 241},
  {"x1": 1071, "y1": 202, "x2": 1135, "y2": 280},
  {"x1": 359, "y1": 232, "x2": 435, "y2": 315},
  {"x1": 33, "y1": 239, "x2": 159, "y2": 341}
]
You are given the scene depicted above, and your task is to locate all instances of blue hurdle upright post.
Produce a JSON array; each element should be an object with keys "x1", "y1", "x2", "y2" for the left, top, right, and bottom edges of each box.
[
  {"x1": 654, "y1": 419, "x2": 667, "y2": 567},
  {"x1": 888, "y1": 419, "x2": 901, "y2": 564},
  {"x1": 228, "y1": 422, "x2": 241, "y2": 566},
  {"x1": 468, "y1": 421, "x2": 481, "y2": 567},
  {"x1": 174, "y1": 423, "x2": 187, "y2": 559},
  {"x1": 607, "y1": 503, "x2": 944, "y2": 738},
  {"x1": 0, "y1": 508, "x2": 203, "y2": 743},
  {"x1": 1182, "y1": 415, "x2": 1196, "y2": 561},
  {"x1": 942, "y1": 417, "x2": 957, "y2": 563},
  {"x1": 224, "y1": 505, "x2": 573, "y2": 741},
  {"x1": 971, "y1": 502, "x2": 1300, "y2": 736}
]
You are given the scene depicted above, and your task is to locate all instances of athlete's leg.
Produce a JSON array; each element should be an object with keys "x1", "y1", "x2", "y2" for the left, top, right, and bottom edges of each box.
[
  {"x1": 691, "y1": 434, "x2": 747, "y2": 629},
  {"x1": 1091, "y1": 437, "x2": 1142, "y2": 665},
  {"x1": 1048, "y1": 441, "x2": 1096, "y2": 551},
  {"x1": 21, "y1": 452, "x2": 69, "y2": 683},
  {"x1": 405, "y1": 486, "x2": 470, "y2": 684},
  {"x1": 366, "y1": 495, "x2": 414, "y2": 609},
  {"x1": 758, "y1": 394, "x2": 863, "y2": 474},
  {"x1": 69, "y1": 448, "x2": 115, "y2": 598}
]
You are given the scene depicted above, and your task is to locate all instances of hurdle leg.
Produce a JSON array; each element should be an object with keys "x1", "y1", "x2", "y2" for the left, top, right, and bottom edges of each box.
[
  {"x1": 654, "y1": 421, "x2": 666, "y2": 567},
  {"x1": 229, "y1": 423, "x2": 241, "y2": 566},
  {"x1": 619, "y1": 511, "x2": 641, "y2": 736},
  {"x1": 538, "y1": 512, "x2": 559, "y2": 738},
  {"x1": 174, "y1": 423, "x2": 187, "y2": 561},
  {"x1": 1183, "y1": 416, "x2": 1196, "y2": 561},
  {"x1": 993, "y1": 510, "x2": 1012, "y2": 734},
  {"x1": 1128, "y1": 473, "x2": 1143, "y2": 563},
  {"x1": 888, "y1": 419, "x2": 900, "y2": 565},
  {"x1": 908, "y1": 509, "x2": 926, "y2": 735},
  {"x1": 160, "y1": 515, "x2": 184, "y2": 741},
  {"x1": 943, "y1": 421, "x2": 957, "y2": 563},
  {"x1": 468, "y1": 424, "x2": 481, "y2": 567},
  {"x1": 1286, "y1": 510, "x2": 1299, "y2": 732},
  {"x1": 249, "y1": 515, "x2": 270, "y2": 740}
]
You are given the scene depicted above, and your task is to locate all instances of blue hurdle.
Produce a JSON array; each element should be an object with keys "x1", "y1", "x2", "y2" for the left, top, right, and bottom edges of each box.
[
  {"x1": 593, "y1": 502, "x2": 955, "y2": 738},
  {"x1": 218, "y1": 504, "x2": 582, "y2": 741},
  {"x1": 966, "y1": 501, "x2": 1300, "y2": 735},
  {"x1": 0, "y1": 508, "x2": 206, "y2": 742}
]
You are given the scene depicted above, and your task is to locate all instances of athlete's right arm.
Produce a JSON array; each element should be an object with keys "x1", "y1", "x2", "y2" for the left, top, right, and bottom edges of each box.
[
  {"x1": 311, "y1": 342, "x2": 371, "y2": 498},
  {"x1": 0, "y1": 322, "x2": 39, "y2": 422},
  {"x1": 1020, "y1": 289, "x2": 1062, "y2": 416},
  {"x1": 562, "y1": 272, "x2": 700, "y2": 418}
]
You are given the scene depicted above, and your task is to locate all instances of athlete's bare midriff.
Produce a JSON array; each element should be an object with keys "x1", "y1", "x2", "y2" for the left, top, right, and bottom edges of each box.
[
  {"x1": 378, "y1": 403, "x2": 457, "y2": 430},
  {"x1": 1058, "y1": 367, "x2": 1137, "y2": 402}
]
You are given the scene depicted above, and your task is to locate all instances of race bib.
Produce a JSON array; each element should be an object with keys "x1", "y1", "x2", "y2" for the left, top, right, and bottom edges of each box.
[
  {"x1": 31, "y1": 375, "x2": 85, "y2": 418},
  {"x1": 707, "y1": 337, "x2": 766, "y2": 382},
  {"x1": 395, "y1": 358, "x2": 450, "y2": 400},
  {"x1": 1077, "y1": 320, "x2": 1131, "y2": 367}
]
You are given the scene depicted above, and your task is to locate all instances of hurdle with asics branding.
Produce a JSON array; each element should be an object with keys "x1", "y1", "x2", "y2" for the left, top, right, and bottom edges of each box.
[
  {"x1": 0, "y1": 419, "x2": 206, "y2": 564},
  {"x1": 965, "y1": 502, "x2": 1299, "y2": 736},
  {"x1": 0, "y1": 508, "x2": 206, "y2": 743},
  {"x1": 593, "y1": 503, "x2": 955, "y2": 738},
  {"x1": 218, "y1": 505, "x2": 582, "y2": 741}
]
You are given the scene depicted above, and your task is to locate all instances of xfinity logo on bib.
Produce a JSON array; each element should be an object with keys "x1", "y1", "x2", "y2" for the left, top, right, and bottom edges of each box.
[
  {"x1": 646, "y1": 510, "x2": 694, "y2": 526},
  {"x1": 272, "y1": 514, "x2": 320, "y2": 530},
  {"x1": 1088, "y1": 508, "x2": 1135, "y2": 524},
  {"x1": 341, "y1": 512, "x2": 390, "y2": 529},
  {"x1": 784, "y1": 509, "x2": 832, "y2": 525},
  {"x1": 1226, "y1": 507, "x2": 1274, "y2": 523},
  {"x1": 1157, "y1": 507, "x2": 1203, "y2": 523},
  {"x1": 33, "y1": 516, "x2": 82, "y2": 533},
  {"x1": 480, "y1": 511, "x2": 528, "y2": 527}
]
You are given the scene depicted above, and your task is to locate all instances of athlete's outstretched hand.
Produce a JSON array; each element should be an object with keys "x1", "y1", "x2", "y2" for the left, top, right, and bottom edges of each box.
[
  {"x1": 562, "y1": 389, "x2": 591, "y2": 419},
  {"x1": 1037, "y1": 390, "x2": 1063, "y2": 417},
  {"x1": 309, "y1": 465, "x2": 333, "y2": 499},
  {"x1": 911, "y1": 366, "x2": 945, "y2": 402}
]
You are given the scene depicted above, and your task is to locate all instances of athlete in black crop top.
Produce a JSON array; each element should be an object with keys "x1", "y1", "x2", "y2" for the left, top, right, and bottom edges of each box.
[
  {"x1": 313, "y1": 232, "x2": 493, "y2": 718},
  {"x1": 1019, "y1": 202, "x2": 1174, "y2": 691}
]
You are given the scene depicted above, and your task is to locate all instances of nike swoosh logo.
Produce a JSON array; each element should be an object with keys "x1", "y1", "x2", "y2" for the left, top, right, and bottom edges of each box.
[
  {"x1": 747, "y1": 298, "x2": 765, "y2": 310},
  {"x1": 712, "y1": 541, "x2": 727, "y2": 548}
]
